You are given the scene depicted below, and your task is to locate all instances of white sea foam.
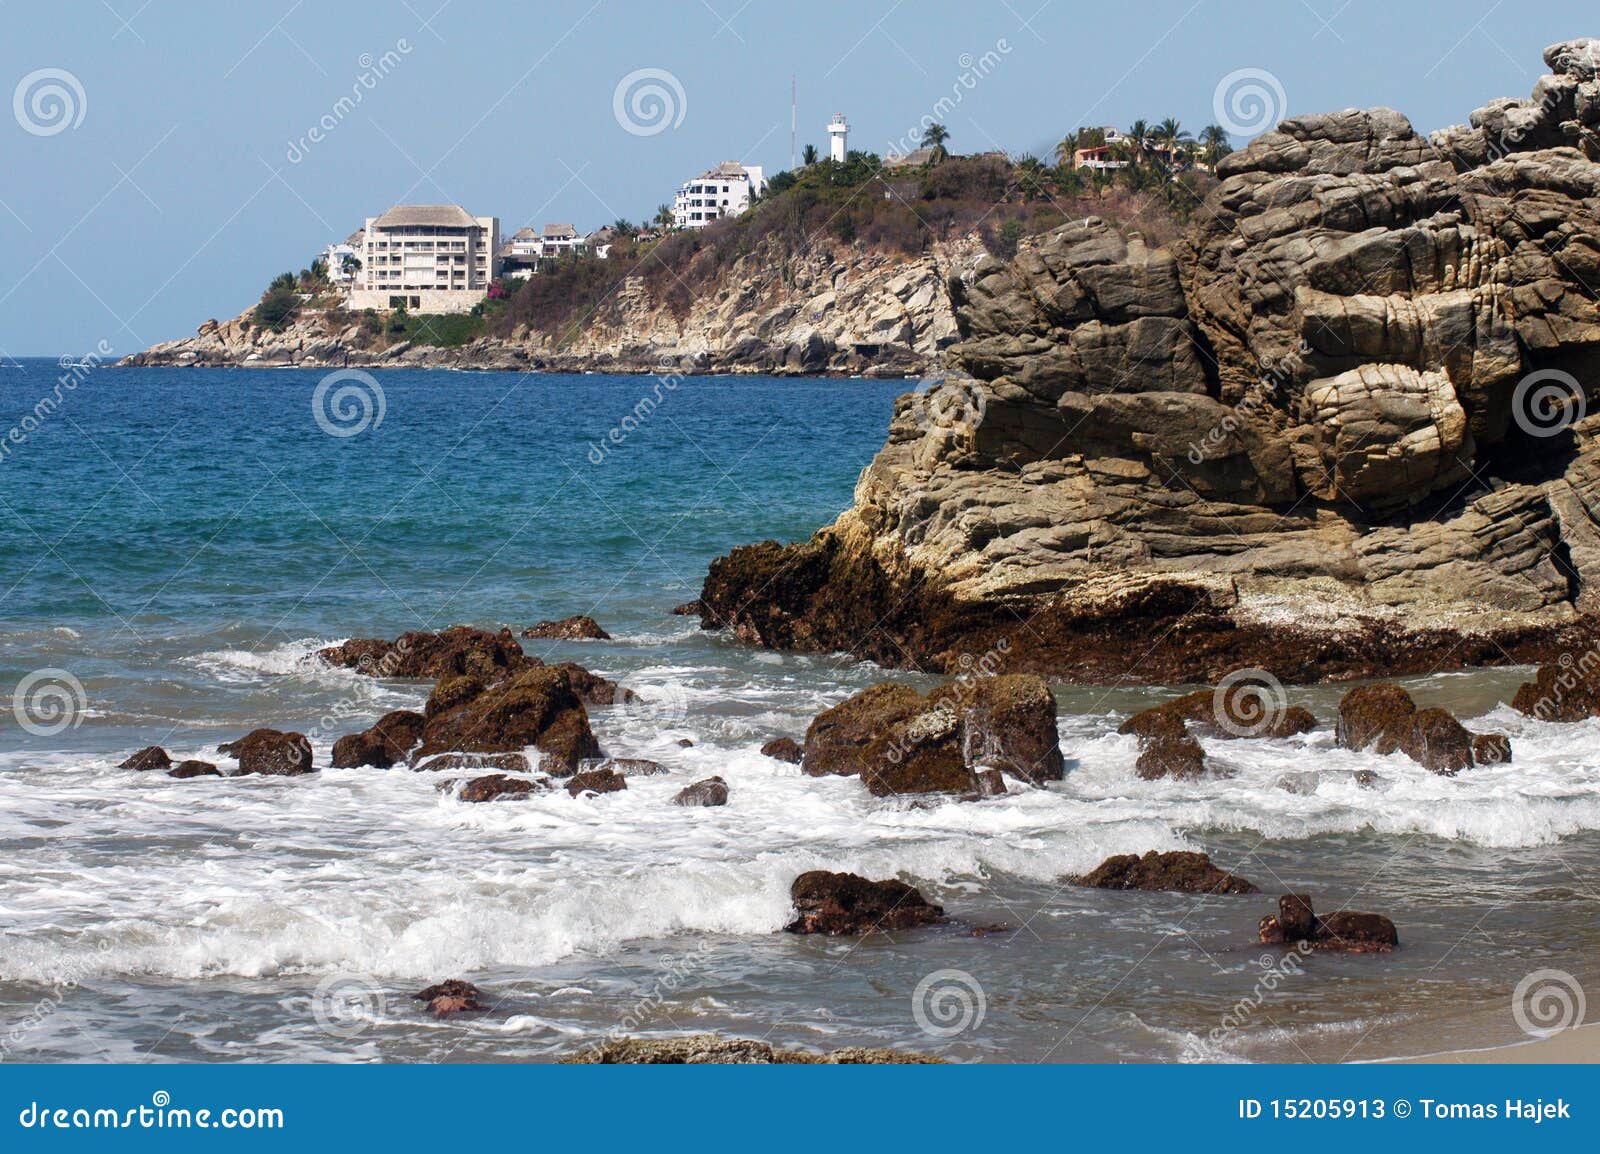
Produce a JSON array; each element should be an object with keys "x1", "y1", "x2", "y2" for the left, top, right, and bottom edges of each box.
[
  {"x1": 5, "y1": 665, "x2": 1600, "y2": 990},
  {"x1": 184, "y1": 636, "x2": 354, "y2": 681}
]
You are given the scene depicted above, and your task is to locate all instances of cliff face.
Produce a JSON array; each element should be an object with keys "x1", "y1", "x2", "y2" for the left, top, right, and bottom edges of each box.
[
  {"x1": 123, "y1": 235, "x2": 978, "y2": 375},
  {"x1": 699, "y1": 41, "x2": 1600, "y2": 684}
]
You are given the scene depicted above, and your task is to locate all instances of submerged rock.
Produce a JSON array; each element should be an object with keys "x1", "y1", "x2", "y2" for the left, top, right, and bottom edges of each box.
[
  {"x1": 454, "y1": 774, "x2": 546, "y2": 803},
  {"x1": 413, "y1": 751, "x2": 531, "y2": 773},
  {"x1": 217, "y1": 729, "x2": 314, "y2": 776},
  {"x1": 971, "y1": 768, "x2": 1007, "y2": 798},
  {"x1": 672, "y1": 776, "x2": 729, "y2": 807},
  {"x1": 1135, "y1": 733, "x2": 1208, "y2": 780},
  {"x1": 168, "y1": 759, "x2": 222, "y2": 779},
  {"x1": 784, "y1": 870, "x2": 946, "y2": 935},
  {"x1": 800, "y1": 675, "x2": 1062, "y2": 796},
  {"x1": 1121, "y1": 688, "x2": 1316, "y2": 741},
  {"x1": 1077, "y1": 850, "x2": 1258, "y2": 895},
  {"x1": 320, "y1": 625, "x2": 529, "y2": 680},
  {"x1": 1335, "y1": 683, "x2": 1509, "y2": 774},
  {"x1": 1512, "y1": 657, "x2": 1600, "y2": 722},
  {"x1": 1258, "y1": 894, "x2": 1398, "y2": 953},
  {"x1": 553, "y1": 663, "x2": 635, "y2": 706},
  {"x1": 120, "y1": 746, "x2": 172, "y2": 771},
  {"x1": 331, "y1": 709, "x2": 425, "y2": 769},
  {"x1": 413, "y1": 979, "x2": 487, "y2": 1018},
  {"x1": 759, "y1": 736, "x2": 803, "y2": 763},
  {"x1": 576, "y1": 757, "x2": 666, "y2": 777},
  {"x1": 523, "y1": 615, "x2": 611, "y2": 641},
  {"x1": 319, "y1": 626, "x2": 629, "y2": 708},
  {"x1": 417, "y1": 666, "x2": 600, "y2": 774},
  {"x1": 565, "y1": 766, "x2": 627, "y2": 797},
  {"x1": 562, "y1": 1034, "x2": 942, "y2": 1064}
]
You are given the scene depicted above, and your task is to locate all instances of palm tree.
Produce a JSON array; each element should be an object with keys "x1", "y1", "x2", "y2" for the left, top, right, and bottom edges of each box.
[
  {"x1": 1199, "y1": 124, "x2": 1233, "y2": 168},
  {"x1": 1155, "y1": 117, "x2": 1192, "y2": 166},
  {"x1": 1053, "y1": 133, "x2": 1081, "y2": 168},
  {"x1": 1015, "y1": 153, "x2": 1048, "y2": 201},
  {"x1": 802, "y1": 143, "x2": 819, "y2": 166},
  {"x1": 613, "y1": 218, "x2": 635, "y2": 234},
  {"x1": 1124, "y1": 119, "x2": 1151, "y2": 163},
  {"x1": 653, "y1": 204, "x2": 674, "y2": 229},
  {"x1": 920, "y1": 122, "x2": 951, "y2": 164}
]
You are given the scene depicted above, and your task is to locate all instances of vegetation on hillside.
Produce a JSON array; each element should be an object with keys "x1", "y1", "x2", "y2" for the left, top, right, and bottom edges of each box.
[{"x1": 281, "y1": 119, "x2": 1235, "y2": 349}]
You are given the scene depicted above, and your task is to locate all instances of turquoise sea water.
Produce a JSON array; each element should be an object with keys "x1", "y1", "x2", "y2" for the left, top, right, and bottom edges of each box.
[{"x1": 2, "y1": 361, "x2": 1598, "y2": 1063}]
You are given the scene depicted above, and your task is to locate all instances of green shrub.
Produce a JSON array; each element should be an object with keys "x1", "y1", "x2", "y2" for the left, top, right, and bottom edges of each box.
[{"x1": 252, "y1": 284, "x2": 299, "y2": 332}]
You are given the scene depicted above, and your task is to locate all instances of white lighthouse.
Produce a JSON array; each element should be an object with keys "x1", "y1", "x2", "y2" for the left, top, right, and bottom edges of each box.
[{"x1": 828, "y1": 113, "x2": 849, "y2": 162}]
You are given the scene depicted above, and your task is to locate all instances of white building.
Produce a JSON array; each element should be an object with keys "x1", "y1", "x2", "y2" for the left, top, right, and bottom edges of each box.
[
  {"x1": 672, "y1": 161, "x2": 766, "y2": 230},
  {"x1": 347, "y1": 204, "x2": 500, "y2": 314},
  {"x1": 828, "y1": 113, "x2": 849, "y2": 162},
  {"x1": 538, "y1": 222, "x2": 584, "y2": 256},
  {"x1": 324, "y1": 229, "x2": 363, "y2": 286}
]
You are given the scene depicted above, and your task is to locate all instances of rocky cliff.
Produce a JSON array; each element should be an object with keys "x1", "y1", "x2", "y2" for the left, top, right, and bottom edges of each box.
[
  {"x1": 122, "y1": 235, "x2": 978, "y2": 375},
  {"x1": 699, "y1": 41, "x2": 1600, "y2": 683}
]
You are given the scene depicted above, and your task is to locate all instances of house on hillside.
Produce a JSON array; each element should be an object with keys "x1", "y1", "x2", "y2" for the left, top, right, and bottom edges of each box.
[{"x1": 672, "y1": 161, "x2": 765, "y2": 229}]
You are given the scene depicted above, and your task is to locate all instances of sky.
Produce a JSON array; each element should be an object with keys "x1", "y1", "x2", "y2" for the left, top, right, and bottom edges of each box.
[{"x1": 0, "y1": 0, "x2": 1594, "y2": 355}]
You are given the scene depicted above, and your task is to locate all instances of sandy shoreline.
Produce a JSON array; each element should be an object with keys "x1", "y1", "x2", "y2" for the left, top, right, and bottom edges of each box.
[{"x1": 1385, "y1": 1022, "x2": 1600, "y2": 1064}]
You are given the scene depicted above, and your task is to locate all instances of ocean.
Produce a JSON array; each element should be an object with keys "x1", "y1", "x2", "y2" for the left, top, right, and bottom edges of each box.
[{"x1": 2, "y1": 361, "x2": 1597, "y2": 1063}]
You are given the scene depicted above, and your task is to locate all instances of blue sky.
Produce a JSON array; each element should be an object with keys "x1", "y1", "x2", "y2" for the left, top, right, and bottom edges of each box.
[{"x1": 0, "y1": 0, "x2": 1593, "y2": 355}]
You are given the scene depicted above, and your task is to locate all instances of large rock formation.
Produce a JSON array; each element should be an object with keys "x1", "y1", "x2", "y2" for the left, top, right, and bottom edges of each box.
[{"x1": 699, "y1": 42, "x2": 1600, "y2": 683}]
